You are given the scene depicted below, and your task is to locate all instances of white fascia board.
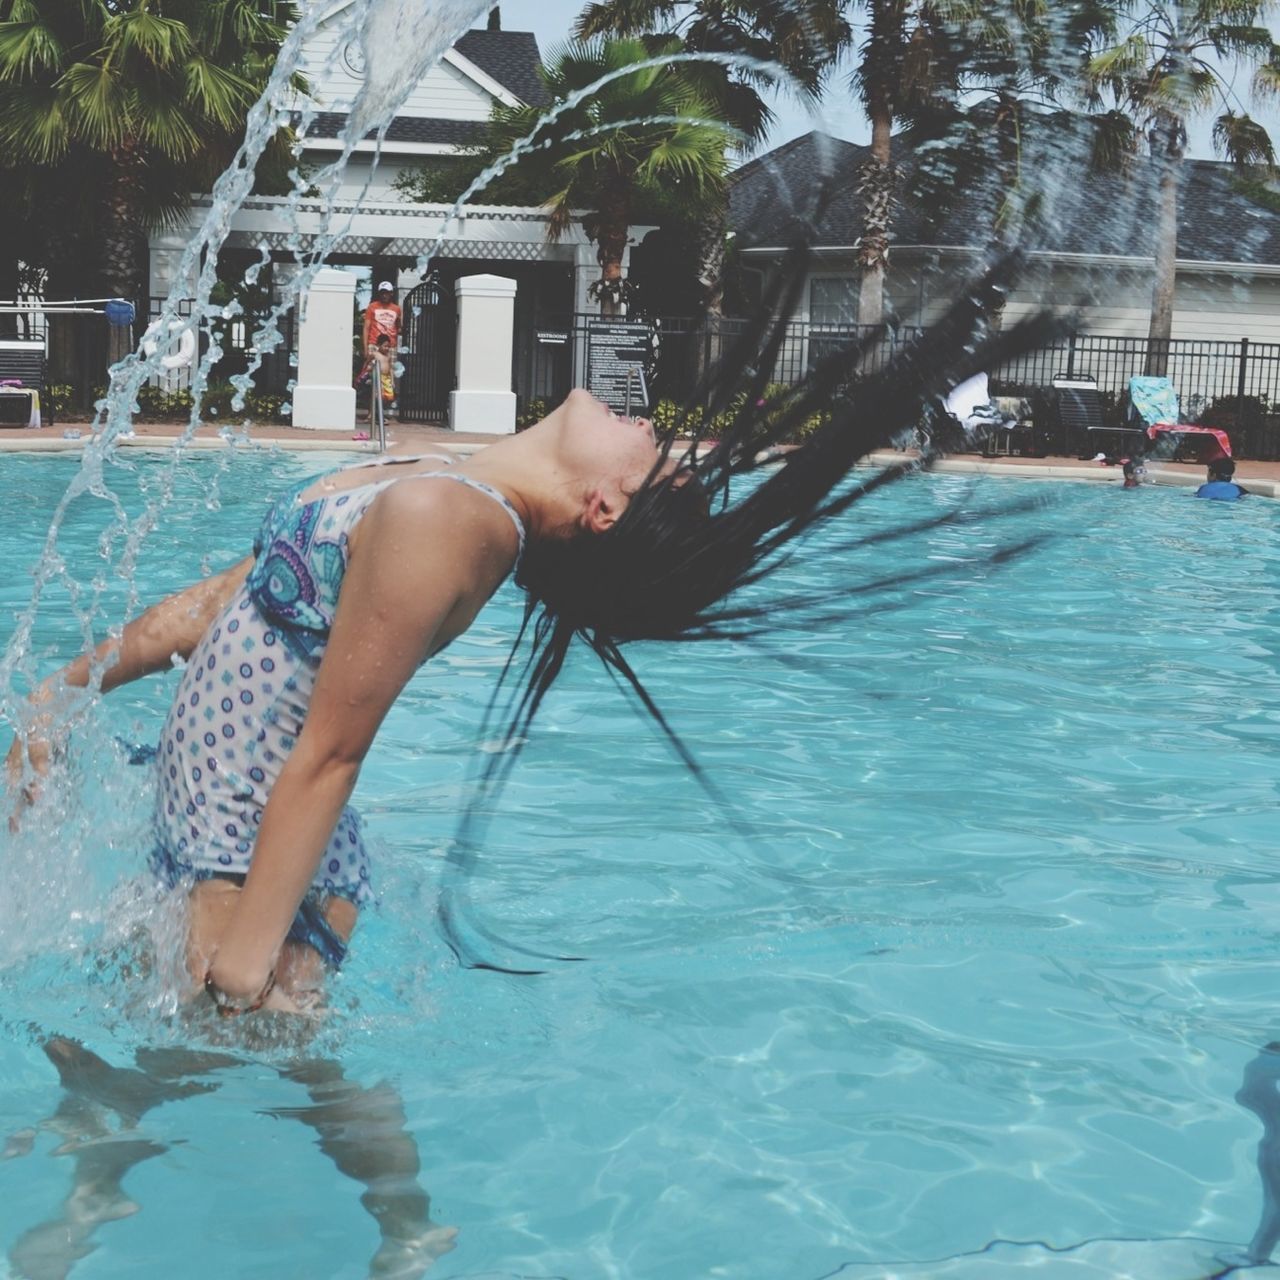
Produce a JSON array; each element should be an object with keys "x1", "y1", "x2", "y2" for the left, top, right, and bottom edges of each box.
[
  {"x1": 738, "y1": 242, "x2": 1280, "y2": 276},
  {"x1": 443, "y1": 47, "x2": 523, "y2": 107},
  {"x1": 301, "y1": 138, "x2": 460, "y2": 155}
]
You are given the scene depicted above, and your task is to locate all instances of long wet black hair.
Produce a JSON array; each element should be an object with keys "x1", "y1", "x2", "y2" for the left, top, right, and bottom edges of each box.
[{"x1": 440, "y1": 245, "x2": 1065, "y2": 972}]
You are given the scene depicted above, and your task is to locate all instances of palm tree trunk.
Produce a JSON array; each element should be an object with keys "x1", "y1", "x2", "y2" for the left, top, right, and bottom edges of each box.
[
  {"x1": 1145, "y1": 116, "x2": 1183, "y2": 377},
  {"x1": 0, "y1": 254, "x2": 17, "y2": 339},
  {"x1": 857, "y1": 110, "x2": 894, "y2": 328},
  {"x1": 593, "y1": 174, "x2": 631, "y2": 318},
  {"x1": 696, "y1": 201, "x2": 727, "y2": 318},
  {"x1": 692, "y1": 201, "x2": 727, "y2": 386},
  {"x1": 986, "y1": 92, "x2": 1023, "y2": 332},
  {"x1": 99, "y1": 141, "x2": 151, "y2": 320}
]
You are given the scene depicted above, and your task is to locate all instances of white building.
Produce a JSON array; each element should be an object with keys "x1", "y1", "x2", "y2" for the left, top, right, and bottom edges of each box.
[{"x1": 147, "y1": 7, "x2": 619, "y2": 420}]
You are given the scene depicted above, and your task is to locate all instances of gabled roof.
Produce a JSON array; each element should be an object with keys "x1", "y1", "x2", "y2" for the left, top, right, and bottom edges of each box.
[
  {"x1": 298, "y1": 27, "x2": 545, "y2": 156},
  {"x1": 313, "y1": 5, "x2": 545, "y2": 106},
  {"x1": 454, "y1": 30, "x2": 546, "y2": 107},
  {"x1": 728, "y1": 131, "x2": 1280, "y2": 269}
]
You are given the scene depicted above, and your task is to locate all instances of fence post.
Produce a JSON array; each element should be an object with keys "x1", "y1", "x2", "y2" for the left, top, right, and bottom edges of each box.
[
  {"x1": 1066, "y1": 332, "x2": 1077, "y2": 379},
  {"x1": 1237, "y1": 337, "x2": 1250, "y2": 403}
]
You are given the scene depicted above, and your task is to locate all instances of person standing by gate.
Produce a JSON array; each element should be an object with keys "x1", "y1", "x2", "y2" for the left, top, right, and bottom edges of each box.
[{"x1": 363, "y1": 281, "x2": 402, "y2": 416}]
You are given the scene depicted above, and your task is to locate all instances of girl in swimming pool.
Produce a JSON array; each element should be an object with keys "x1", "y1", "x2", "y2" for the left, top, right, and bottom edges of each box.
[{"x1": 6, "y1": 268, "x2": 1055, "y2": 1015}]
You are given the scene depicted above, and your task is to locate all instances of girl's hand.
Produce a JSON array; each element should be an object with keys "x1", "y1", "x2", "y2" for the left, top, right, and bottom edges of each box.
[
  {"x1": 5, "y1": 692, "x2": 63, "y2": 828},
  {"x1": 203, "y1": 953, "x2": 276, "y2": 1011}
]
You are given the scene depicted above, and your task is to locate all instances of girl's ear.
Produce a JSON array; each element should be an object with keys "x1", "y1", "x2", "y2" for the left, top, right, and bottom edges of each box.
[{"x1": 582, "y1": 488, "x2": 619, "y2": 534}]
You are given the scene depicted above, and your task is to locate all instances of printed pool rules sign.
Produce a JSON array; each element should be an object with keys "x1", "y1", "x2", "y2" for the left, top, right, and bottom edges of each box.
[{"x1": 585, "y1": 322, "x2": 652, "y2": 415}]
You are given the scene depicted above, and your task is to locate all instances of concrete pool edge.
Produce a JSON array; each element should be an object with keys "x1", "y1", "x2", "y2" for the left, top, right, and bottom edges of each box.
[
  {"x1": 1, "y1": 435, "x2": 1275, "y2": 498},
  {"x1": 863, "y1": 452, "x2": 1280, "y2": 499}
]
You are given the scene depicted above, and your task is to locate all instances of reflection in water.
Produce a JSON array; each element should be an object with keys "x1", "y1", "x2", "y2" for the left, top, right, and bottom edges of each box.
[
  {"x1": 1237, "y1": 1043, "x2": 1280, "y2": 1268},
  {"x1": 3, "y1": 1037, "x2": 455, "y2": 1280}
]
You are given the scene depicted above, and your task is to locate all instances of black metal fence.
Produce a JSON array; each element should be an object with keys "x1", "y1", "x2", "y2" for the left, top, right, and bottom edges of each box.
[
  {"x1": 29, "y1": 296, "x2": 1280, "y2": 457},
  {"x1": 37, "y1": 298, "x2": 297, "y2": 416},
  {"x1": 512, "y1": 315, "x2": 1280, "y2": 459}
]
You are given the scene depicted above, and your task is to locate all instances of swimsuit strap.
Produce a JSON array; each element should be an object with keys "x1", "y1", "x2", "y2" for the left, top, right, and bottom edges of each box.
[
  {"x1": 406, "y1": 471, "x2": 527, "y2": 562},
  {"x1": 345, "y1": 451, "x2": 455, "y2": 472}
]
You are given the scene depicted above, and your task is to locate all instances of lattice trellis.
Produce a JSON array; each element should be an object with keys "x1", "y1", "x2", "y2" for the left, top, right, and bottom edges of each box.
[{"x1": 231, "y1": 232, "x2": 554, "y2": 262}]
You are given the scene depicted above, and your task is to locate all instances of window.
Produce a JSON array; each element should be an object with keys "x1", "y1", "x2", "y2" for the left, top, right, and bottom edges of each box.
[{"x1": 810, "y1": 277, "x2": 856, "y2": 327}]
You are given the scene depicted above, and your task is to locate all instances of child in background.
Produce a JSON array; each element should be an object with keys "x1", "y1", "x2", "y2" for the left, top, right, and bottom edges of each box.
[
  {"x1": 355, "y1": 335, "x2": 396, "y2": 423},
  {"x1": 1195, "y1": 457, "x2": 1248, "y2": 501}
]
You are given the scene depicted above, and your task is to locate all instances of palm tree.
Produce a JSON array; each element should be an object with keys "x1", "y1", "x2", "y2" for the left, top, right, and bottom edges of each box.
[
  {"x1": 0, "y1": 0, "x2": 296, "y2": 306},
  {"x1": 851, "y1": 1, "x2": 945, "y2": 327},
  {"x1": 575, "y1": 1, "x2": 851, "y2": 316},
  {"x1": 1087, "y1": 1, "x2": 1280, "y2": 373},
  {"x1": 485, "y1": 37, "x2": 736, "y2": 316},
  {"x1": 894, "y1": 1, "x2": 1117, "y2": 324}
]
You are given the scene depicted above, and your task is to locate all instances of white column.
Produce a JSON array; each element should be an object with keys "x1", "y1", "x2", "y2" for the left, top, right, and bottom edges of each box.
[
  {"x1": 450, "y1": 273, "x2": 517, "y2": 434},
  {"x1": 291, "y1": 267, "x2": 356, "y2": 430}
]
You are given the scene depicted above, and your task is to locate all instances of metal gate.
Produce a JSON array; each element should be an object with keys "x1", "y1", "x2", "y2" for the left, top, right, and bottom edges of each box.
[{"x1": 399, "y1": 274, "x2": 455, "y2": 422}]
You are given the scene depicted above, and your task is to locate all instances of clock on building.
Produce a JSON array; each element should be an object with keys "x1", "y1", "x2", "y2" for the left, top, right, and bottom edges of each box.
[{"x1": 342, "y1": 39, "x2": 366, "y2": 77}]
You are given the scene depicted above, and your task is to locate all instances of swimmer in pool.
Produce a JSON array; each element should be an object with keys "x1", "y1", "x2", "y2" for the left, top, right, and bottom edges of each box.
[{"x1": 7, "y1": 272, "x2": 1052, "y2": 1014}]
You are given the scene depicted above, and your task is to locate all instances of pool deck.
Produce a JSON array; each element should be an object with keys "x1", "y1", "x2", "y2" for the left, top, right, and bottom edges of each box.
[{"x1": 3, "y1": 420, "x2": 1278, "y2": 497}]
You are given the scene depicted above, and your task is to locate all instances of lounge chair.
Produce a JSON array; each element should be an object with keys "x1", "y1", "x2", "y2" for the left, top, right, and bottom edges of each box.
[
  {"x1": 944, "y1": 372, "x2": 1000, "y2": 428},
  {"x1": 1127, "y1": 375, "x2": 1230, "y2": 462},
  {"x1": 0, "y1": 338, "x2": 48, "y2": 427}
]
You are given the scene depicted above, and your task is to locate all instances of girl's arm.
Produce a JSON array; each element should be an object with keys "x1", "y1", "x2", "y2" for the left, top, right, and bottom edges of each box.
[
  {"x1": 6, "y1": 555, "x2": 254, "y2": 786},
  {"x1": 204, "y1": 486, "x2": 501, "y2": 1003}
]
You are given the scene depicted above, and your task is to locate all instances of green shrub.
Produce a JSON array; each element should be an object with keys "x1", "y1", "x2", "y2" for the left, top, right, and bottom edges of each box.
[
  {"x1": 649, "y1": 384, "x2": 830, "y2": 443},
  {"x1": 133, "y1": 384, "x2": 195, "y2": 418},
  {"x1": 43, "y1": 383, "x2": 75, "y2": 415},
  {"x1": 245, "y1": 391, "x2": 289, "y2": 422},
  {"x1": 517, "y1": 397, "x2": 548, "y2": 430}
]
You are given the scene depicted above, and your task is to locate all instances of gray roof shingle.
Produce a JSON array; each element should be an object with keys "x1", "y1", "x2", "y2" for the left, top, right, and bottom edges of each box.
[
  {"x1": 454, "y1": 30, "x2": 546, "y2": 107},
  {"x1": 305, "y1": 113, "x2": 486, "y2": 145},
  {"x1": 728, "y1": 130, "x2": 1280, "y2": 269}
]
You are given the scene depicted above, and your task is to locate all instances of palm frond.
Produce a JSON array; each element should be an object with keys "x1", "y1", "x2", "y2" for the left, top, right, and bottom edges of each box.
[
  {"x1": 1205, "y1": 22, "x2": 1276, "y2": 59},
  {"x1": 1213, "y1": 109, "x2": 1276, "y2": 165},
  {"x1": 103, "y1": 10, "x2": 192, "y2": 69},
  {"x1": 575, "y1": 0, "x2": 681, "y2": 39},
  {"x1": 0, "y1": 82, "x2": 68, "y2": 161},
  {"x1": 1253, "y1": 55, "x2": 1280, "y2": 99},
  {"x1": 0, "y1": 18, "x2": 65, "y2": 79},
  {"x1": 1088, "y1": 106, "x2": 1139, "y2": 171},
  {"x1": 1087, "y1": 33, "x2": 1150, "y2": 86},
  {"x1": 132, "y1": 87, "x2": 203, "y2": 160},
  {"x1": 183, "y1": 55, "x2": 255, "y2": 128},
  {"x1": 58, "y1": 59, "x2": 129, "y2": 150}
]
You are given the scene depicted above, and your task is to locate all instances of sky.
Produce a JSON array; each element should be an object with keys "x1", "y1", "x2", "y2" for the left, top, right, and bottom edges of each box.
[{"x1": 509, "y1": 0, "x2": 1280, "y2": 163}]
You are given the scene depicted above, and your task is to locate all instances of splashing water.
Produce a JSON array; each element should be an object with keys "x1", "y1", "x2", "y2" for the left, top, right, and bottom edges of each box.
[{"x1": 2, "y1": 3, "x2": 1278, "y2": 1277}]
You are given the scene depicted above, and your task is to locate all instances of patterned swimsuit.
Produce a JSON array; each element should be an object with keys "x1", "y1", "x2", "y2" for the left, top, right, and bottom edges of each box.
[{"x1": 150, "y1": 454, "x2": 526, "y2": 967}]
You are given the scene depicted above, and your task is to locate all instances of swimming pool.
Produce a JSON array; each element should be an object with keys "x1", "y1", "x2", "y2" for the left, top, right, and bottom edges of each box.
[{"x1": 1, "y1": 448, "x2": 1278, "y2": 1279}]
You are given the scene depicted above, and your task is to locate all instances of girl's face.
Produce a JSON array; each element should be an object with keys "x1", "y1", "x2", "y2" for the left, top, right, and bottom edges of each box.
[{"x1": 559, "y1": 388, "x2": 664, "y2": 498}]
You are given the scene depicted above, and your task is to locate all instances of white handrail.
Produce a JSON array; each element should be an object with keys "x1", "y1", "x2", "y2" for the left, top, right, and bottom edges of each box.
[
  {"x1": 372, "y1": 363, "x2": 386, "y2": 453},
  {"x1": 0, "y1": 305, "x2": 105, "y2": 315}
]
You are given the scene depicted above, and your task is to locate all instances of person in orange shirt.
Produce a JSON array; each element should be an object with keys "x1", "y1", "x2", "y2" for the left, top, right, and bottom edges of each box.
[{"x1": 363, "y1": 280, "x2": 402, "y2": 349}]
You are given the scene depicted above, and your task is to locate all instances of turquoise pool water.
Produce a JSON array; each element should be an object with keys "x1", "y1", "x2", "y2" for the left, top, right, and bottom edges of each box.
[{"x1": 1, "y1": 448, "x2": 1278, "y2": 1279}]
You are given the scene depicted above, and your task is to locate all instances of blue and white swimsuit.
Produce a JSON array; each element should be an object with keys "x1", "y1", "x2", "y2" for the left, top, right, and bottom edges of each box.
[{"x1": 150, "y1": 454, "x2": 526, "y2": 966}]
